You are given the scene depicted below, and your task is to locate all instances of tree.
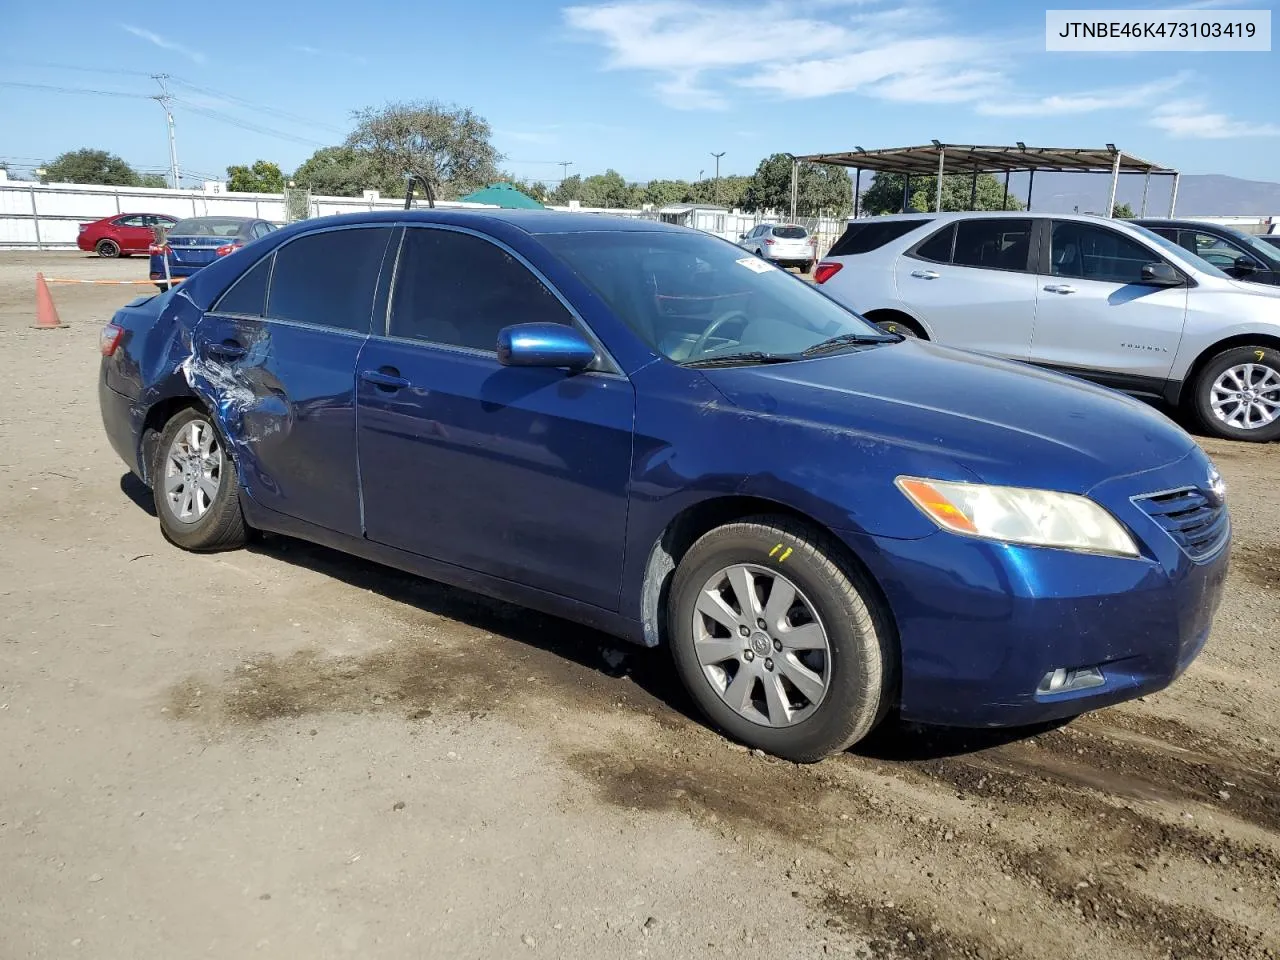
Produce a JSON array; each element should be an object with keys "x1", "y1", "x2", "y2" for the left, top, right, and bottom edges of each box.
[
  {"x1": 226, "y1": 160, "x2": 285, "y2": 194},
  {"x1": 742, "y1": 154, "x2": 852, "y2": 217},
  {"x1": 346, "y1": 100, "x2": 502, "y2": 199},
  {"x1": 548, "y1": 174, "x2": 583, "y2": 205},
  {"x1": 860, "y1": 172, "x2": 1023, "y2": 215},
  {"x1": 1113, "y1": 202, "x2": 1135, "y2": 219},
  {"x1": 689, "y1": 174, "x2": 751, "y2": 209},
  {"x1": 139, "y1": 173, "x2": 169, "y2": 188},
  {"x1": 505, "y1": 177, "x2": 550, "y2": 204},
  {"x1": 577, "y1": 169, "x2": 636, "y2": 208},
  {"x1": 642, "y1": 179, "x2": 693, "y2": 207},
  {"x1": 42, "y1": 149, "x2": 140, "y2": 186},
  {"x1": 293, "y1": 146, "x2": 372, "y2": 197}
]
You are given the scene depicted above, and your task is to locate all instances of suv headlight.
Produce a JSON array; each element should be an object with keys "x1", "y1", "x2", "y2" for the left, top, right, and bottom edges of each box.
[{"x1": 896, "y1": 477, "x2": 1139, "y2": 557}]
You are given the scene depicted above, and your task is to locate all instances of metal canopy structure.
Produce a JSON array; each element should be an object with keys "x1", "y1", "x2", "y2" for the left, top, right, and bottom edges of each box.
[{"x1": 790, "y1": 142, "x2": 1181, "y2": 221}]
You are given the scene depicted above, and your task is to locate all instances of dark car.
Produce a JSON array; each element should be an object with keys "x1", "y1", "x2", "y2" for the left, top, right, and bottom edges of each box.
[
  {"x1": 77, "y1": 213, "x2": 178, "y2": 258},
  {"x1": 1135, "y1": 218, "x2": 1280, "y2": 286},
  {"x1": 98, "y1": 211, "x2": 1229, "y2": 761},
  {"x1": 150, "y1": 216, "x2": 276, "y2": 290},
  {"x1": 1260, "y1": 234, "x2": 1280, "y2": 252}
]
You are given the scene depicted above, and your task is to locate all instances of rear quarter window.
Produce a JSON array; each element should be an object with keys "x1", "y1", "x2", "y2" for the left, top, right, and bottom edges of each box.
[
  {"x1": 212, "y1": 254, "x2": 273, "y2": 317},
  {"x1": 827, "y1": 219, "x2": 930, "y2": 257}
]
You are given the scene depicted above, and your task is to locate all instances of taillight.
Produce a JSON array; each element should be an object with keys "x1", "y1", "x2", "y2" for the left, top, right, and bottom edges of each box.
[
  {"x1": 100, "y1": 323, "x2": 125, "y2": 357},
  {"x1": 215, "y1": 242, "x2": 242, "y2": 257},
  {"x1": 813, "y1": 262, "x2": 842, "y2": 284},
  {"x1": 148, "y1": 244, "x2": 169, "y2": 256},
  {"x1": 764, "y1": 238, "x2": 775, "y2": 245}
]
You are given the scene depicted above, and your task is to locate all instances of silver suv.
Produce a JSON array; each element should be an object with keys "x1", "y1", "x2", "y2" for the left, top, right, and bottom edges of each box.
[
  {"x1": 815, "y1": 212, "x2": 1280, "y2": 442},
  {"x1": 738, "y1": 223, "x2": 815, "y2": 272}
]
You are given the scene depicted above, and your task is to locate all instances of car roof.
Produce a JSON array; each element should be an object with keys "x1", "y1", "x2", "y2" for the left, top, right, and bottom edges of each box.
[
  {"x1": 266, "y1": 209, "x2": 687, "y2": 236},
  {"x1": 847, "y1": 211, "x2": 1131, "y2": 225}
]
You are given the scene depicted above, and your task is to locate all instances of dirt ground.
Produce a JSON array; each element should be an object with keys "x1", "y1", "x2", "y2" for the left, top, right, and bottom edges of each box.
[{"x1": 2, "y1": 251, "x2": 1278, "y2": 960}]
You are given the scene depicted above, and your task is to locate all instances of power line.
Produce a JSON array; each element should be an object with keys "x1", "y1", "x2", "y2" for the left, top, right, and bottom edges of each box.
[
  {"x1": 169, "y1": 76, "x2": 346, "y2": 136},
  {"x1": 2, "y1": 59, "x2": 156, "y2": 78},
  {"x1": 172, "y1": 98, "x2": 329, "y2": 148},
  {"x1": 0, "y1": 80, "x2": 150, "y2": 98}
]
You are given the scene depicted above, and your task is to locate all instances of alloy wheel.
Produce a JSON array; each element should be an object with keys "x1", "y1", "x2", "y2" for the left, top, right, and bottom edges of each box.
[
  {"x1": 1210, "y1": 362, "x2": 1280, "y2": 430},
  {"x1": 162, "y1": 420, "x2": 223, "y2": 523},
  {"x1": 691, "y1": 563, "x2": 831, "y2": 727}
]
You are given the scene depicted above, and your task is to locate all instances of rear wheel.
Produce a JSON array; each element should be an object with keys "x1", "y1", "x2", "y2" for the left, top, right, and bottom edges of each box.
[
  {"x1": 875, "y1": 319, "x2": 919, "y2": 338},
  {"x1": 95, "y1": 239, "x2": 120, "y2": 258},
  {"x1": 668, "y1": 517, "x2": 895, "y2": 762},
  {"x1": 1192, "y1": 345, "x2": 1280, "y2": 442},
  {"x1": 152, "y1": 408, "x2": 248, "y2": 551}
]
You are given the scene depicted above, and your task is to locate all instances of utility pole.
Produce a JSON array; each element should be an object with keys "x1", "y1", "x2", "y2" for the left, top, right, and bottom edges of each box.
[
  {"x1": 151, "y1": 74, "x2": 180, "y2": 190},
  {"x1": 557, "y1": 160, "x2": 573, "y2": 183},
  {"x1": 710, "y1": 151, "x2": 725, "y2": 205}
]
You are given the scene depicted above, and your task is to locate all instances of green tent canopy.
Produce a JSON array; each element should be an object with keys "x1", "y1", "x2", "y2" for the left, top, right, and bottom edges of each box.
[{"x1": 459, "y1": 182, "x2": 544, "y2": 209}]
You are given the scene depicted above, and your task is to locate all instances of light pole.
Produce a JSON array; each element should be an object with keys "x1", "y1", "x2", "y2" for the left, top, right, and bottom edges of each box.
[{"x1": 710, "y1": 151, "x2": 725, "y2": 205}]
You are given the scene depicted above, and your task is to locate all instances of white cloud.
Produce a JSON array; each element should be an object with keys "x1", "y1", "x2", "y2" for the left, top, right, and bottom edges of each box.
[
  {"x1": 1150, "y1": 99, "x2": 1280, "y2": 139},
  {"x1": 978, "y1": 73, "x2": 1190, "y2": 117},
  {"x1": 121, "y1": 25, "x2": 205, "y2": 64},
  {"x1": 564, "y1": 0, "x2": 1007, "y2": 109}
]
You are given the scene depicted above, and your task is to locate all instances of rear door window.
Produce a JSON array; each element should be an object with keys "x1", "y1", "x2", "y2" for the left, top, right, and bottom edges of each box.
[
  {"x1": 267, "y1": 227, "x2": 393, "y2": 333},
  {"x1": 213, "y1": 255, "x2": 273, "y2": 317},
  {"x1": 912, "y1": 223, "x2": 955, "y2": 263},
  {"x1": 1050, "y1": 222, "x2": 1160, "y2": 284},
  {"x1": 952, "y1": 219, "x2": 1034, "y2": 272},
  {"x1": 828, "y1": 219, "x2": 929, "y2": 257},
  {"x1": 389, "y1": 227, "x2": 572, "y2": 351}
]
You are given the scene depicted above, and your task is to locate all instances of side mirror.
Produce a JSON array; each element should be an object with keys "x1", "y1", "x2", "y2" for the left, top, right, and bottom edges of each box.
[
  {"x1": 1234, "y1": 255, "x2": 1258, "y2": 275},
  {"x1": 1141, "y1": 262, "x2": 1182, "y2": 286},
  {"x1": 497, "y1": 323, "x2": 596, "y2": 371},
  {"x1": 738, "y1": 233, "x2": 747, "y2": 240}
]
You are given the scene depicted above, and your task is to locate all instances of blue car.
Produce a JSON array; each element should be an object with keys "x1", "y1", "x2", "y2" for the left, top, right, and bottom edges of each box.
[
  {"x1": 150, "y1": 215, "x2": 276, "y2": 290},
  {"x1": 100, "y1": 211, "x2": 1230, "y2": 761}
]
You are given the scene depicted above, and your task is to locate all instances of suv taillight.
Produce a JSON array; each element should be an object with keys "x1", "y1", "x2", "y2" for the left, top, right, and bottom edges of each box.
[
  {"x1": 764, "y1": 237, "x2": 775, "y2": 245},
  {"x1": 215, "y1": 242, "x2": 242, "y2": 257},
  {"x1": 813, "y1": 262, "x2": 842, "y2": 284},
  {"x1": 100, "y1": 323, "x2": 125, "y2": 357}
]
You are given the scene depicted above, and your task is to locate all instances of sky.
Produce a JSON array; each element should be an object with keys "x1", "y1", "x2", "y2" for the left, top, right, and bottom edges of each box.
[{"x1": 0, "y1": 0, "x2": 1276, "y2": 190}]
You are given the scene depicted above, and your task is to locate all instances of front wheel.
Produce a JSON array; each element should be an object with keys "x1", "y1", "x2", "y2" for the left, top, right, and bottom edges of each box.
[
  {"x1": 95, "y1": 239, "x2": 120, "y2": 258},
  {"x1": 153, "y1": 408, "x2": 249, "y2": 551},
  {"x1": 668, "y1": 517, "x2": 896, "y2": 762},
  {"x1": 1192, "y1": 345, "x2": 1280, "y2": 442}
]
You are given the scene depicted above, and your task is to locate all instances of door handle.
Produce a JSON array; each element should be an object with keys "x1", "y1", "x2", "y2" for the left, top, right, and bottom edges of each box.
[
  {"x1": 1043, "y1": 284, "x2": 1076, "y2": 295},
  {"x1": 910, "y1": 269, "x2": 940, "y2": 280},
  {"x1": 360, "y1": 368, "x2": 410, "y2": 391},
  {"x1": 206, "y1": 340, "x2": 246, "y2": 360}
]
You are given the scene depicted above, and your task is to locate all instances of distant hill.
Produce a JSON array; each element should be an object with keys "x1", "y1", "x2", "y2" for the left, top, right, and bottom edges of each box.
[{"x1": 1005, "y1": 172, "x2": 1280, "y2": 217}]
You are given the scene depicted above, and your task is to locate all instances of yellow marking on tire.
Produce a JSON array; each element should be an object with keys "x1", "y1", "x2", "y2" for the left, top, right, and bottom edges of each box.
[
  {"x1": 779, "y1": 547, "x2": 793, "y2": 562},
  {"x1": 769, "y1": 544, "x2": 782, "y2": 557},
  {"x1": 1257, "y1": 350, "x2": 1266, "y2": 361}
]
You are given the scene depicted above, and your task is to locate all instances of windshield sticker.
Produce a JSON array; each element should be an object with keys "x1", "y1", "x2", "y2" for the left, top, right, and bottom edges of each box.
[{"x1": 736, "y1": 257, "x2": 775, "y2": 274}]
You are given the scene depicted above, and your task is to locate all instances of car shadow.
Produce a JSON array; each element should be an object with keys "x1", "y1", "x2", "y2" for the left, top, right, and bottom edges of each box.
[
  {"x1": 118, "y1": 471, "x2": 1054, "y2": 762},
  {"x1": 120, "y1": 473, "x2": 156, "y2": 517}
]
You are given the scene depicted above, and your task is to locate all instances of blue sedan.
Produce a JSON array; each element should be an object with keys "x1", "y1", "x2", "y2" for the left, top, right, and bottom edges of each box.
[
  {"x1": 99, "y1": 210, "x2": 1229, "y2": 760},
  {"x1": 149, "y1": 215, "x2": 277, "y2": 290}
]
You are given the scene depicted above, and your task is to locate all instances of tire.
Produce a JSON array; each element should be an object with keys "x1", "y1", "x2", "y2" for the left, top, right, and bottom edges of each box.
[
  {"x1": 155, "y1": 283, "x2": 170, "y2": 293},
  {"x1": 152, "y1": 407, "x2": 249, "y2": 551},
  {"x1": 1192, "y1": 345, "x2": 1280, "y2": 442},
  {"x1": 95, "y1": 239, "x2": 120, "y2": 259},
  {"x1": 668, "y1": 516, "x2": 896, "y2": 762}
]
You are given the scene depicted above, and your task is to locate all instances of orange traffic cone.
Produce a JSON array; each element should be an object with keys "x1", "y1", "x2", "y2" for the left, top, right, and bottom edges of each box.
[{"x1": 33, "y1": 273, "x2": 65, "y2": 330}]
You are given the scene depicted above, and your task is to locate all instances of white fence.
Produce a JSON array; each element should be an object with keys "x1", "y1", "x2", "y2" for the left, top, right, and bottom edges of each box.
[{"x1": 0, "y1": 178, "x2": 850, "y2": 256}]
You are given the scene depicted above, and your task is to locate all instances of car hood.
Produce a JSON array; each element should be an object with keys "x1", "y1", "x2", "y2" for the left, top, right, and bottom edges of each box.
[{"x1": 700, "y1": 339, "x2": 1197, "y2": 494}]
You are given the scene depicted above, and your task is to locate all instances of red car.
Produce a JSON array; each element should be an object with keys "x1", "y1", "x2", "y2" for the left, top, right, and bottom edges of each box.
[{"x1": 77, "y1": 214, "x2": 179, "y2": 258}]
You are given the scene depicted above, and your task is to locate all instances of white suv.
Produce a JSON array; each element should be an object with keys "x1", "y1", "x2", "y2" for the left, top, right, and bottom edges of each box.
[
  {"x1": 738, "y1": 223, "x2": 815, "y2": 272},
  {"x1": 815, "y1": 212, "x2": 1280, "y2": 442}
]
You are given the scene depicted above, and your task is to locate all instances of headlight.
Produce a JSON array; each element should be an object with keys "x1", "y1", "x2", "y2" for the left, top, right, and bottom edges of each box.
[{"x1": 896, "y1": 477, "x2": 1139, "y2": 557}]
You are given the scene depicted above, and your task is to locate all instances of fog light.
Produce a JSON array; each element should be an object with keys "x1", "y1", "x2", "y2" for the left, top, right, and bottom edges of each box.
[{"x1": 1037, "y1": 666, "x2": 1106, "y2": 695}]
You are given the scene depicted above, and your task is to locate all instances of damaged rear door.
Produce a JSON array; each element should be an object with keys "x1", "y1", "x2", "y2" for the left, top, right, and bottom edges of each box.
[{"x1": 190, "y1": 225, "x2": 396, "y2": 537}]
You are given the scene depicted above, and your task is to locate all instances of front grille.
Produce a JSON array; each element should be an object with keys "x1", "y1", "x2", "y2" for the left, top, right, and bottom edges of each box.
[{"x1": 1134, "y1": 487, "x2": 1229, "y2": 561}]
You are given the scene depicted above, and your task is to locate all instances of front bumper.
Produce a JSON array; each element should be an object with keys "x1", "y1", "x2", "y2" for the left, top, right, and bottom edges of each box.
[{"x1": 842, "y1": 449, "x2": 1230, "y2": 728}]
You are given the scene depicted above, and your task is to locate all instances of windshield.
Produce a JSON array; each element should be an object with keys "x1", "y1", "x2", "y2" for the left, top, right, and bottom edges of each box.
[
  {"x1": 1225, "y1": 227, "x2": 1280, "y2": 266},
  {"x1": 543, "y1": 230, "x2": 885, "y2": 363},
  {"x1": 772, "y1": 226, "x2": 808, "y2": 239},
  {"x1": 170, "y1": 218, "x2": 247, "y2": 237},
  {"x1": 1128, "y1": 225, "x2": 1230, "y2": 279}
]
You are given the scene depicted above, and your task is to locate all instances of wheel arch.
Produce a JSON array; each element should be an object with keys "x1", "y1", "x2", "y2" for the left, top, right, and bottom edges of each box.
[
  {"x1": 1172, "y1": 332, "x2": 1280, "y2": 407},
  {"x1": 638, "y1": 494, "x2": 898, "y2": 652},
  {"x1": 138, "y1": 392, "x2": 230, "y2": 487},
  {"x1": 862, "y1": 308, "x2": 930, "y2": 340}
]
